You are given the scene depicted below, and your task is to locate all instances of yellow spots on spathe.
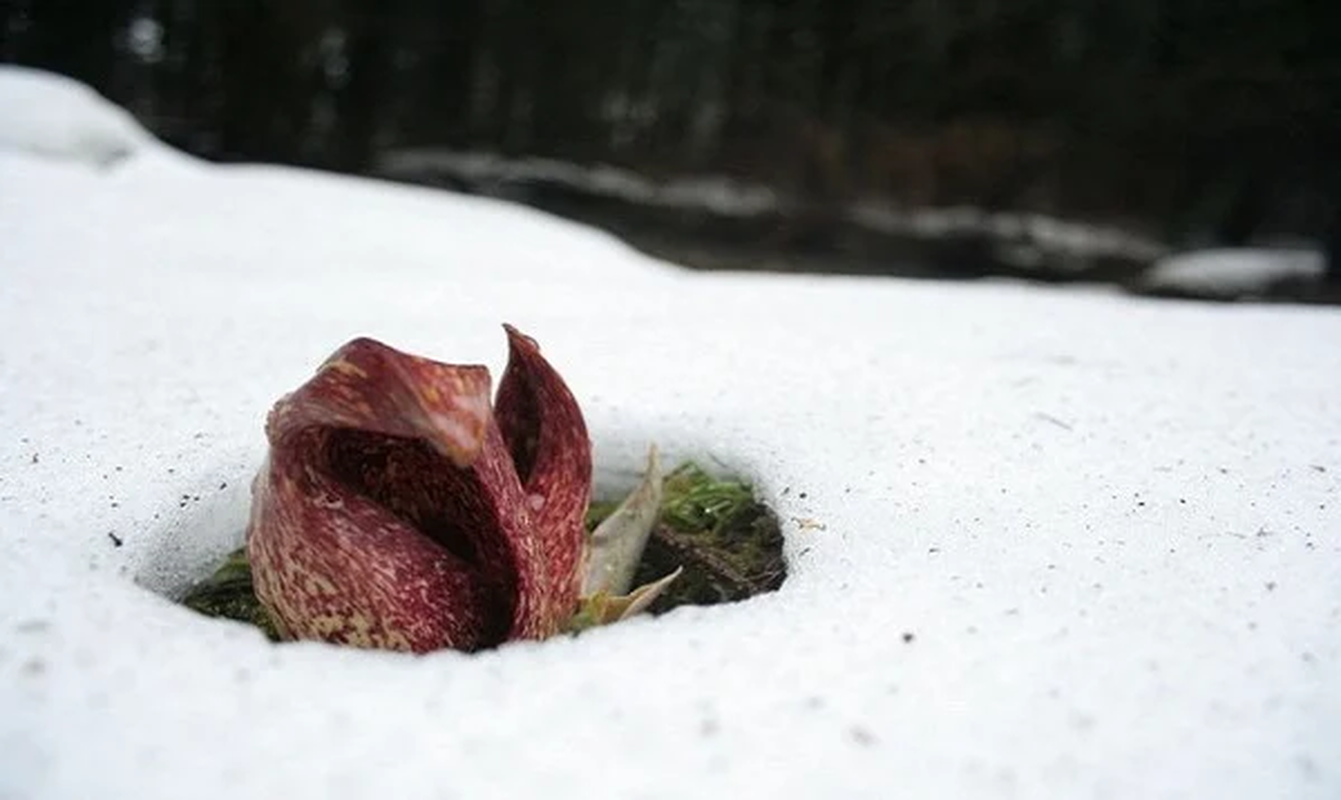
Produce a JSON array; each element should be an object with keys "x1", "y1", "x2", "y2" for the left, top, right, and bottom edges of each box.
[
  {"x1": 277, "y1": 561, "x2": 340, "y2": 599},
  {"x1": 326, "y1": 358, "x2": 369, "y2": 379},
  {"x1": 307, "y1": 614, "x2": 349, "y2": 638},
  {"x1": 379, "y1": 628, "x2": 412, "y2": 651},
  {"x1": 307, "y1": 612, "x2": 412, "y2": 651},
  {"x1": 304, "y1": 572, "x2": 339, "y2": 595},
  {"x1": 273, "y1": 562, "x2": 418, "y2": 651}
]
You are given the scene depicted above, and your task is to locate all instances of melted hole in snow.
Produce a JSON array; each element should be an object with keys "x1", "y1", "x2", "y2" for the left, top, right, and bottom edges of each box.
[{"x1": 162, "y1": 459, "x2": 786, "y2": 649}]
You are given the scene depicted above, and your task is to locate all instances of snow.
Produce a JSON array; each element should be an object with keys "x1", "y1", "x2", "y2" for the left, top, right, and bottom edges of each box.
[
  {"x1": 377, "y1": 148, "x2": 781, "y2": 217},
  {"x1": 850, "y1": 201, "x2": 1168, "y2": 268},
  {"x1": 3, "y1": 67, "x2": 1340, "y2": 799},
  {"x1": 0, "y1": 66, "x2": 155, "y2": 167},
  {"x1": 377, "y1": 147, "x2": 1167, "y2": 270},
  {"x1": 1143, "y1": 248, "x2": 1327, "y2": 299}
]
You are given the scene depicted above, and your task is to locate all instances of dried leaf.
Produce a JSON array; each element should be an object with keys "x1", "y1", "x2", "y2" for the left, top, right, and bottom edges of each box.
[
  {"x1": 583, "y1": 445, "x2": 662, "y2": 596},
  {"x1": 569, "y1": 567, "x2": 683, "y2": 630}
]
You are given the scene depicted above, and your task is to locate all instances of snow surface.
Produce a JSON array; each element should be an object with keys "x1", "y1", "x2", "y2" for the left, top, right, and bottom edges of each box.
[
  {"x1": 3, "y1": 67, "x2": 1340, "y2": 800},
  {"x1": 1144, "y1": 248, "x2": 1327, "y2": 299},
  {"x1": 0, "y1": 66, "x2": 153, "y2": 167}
]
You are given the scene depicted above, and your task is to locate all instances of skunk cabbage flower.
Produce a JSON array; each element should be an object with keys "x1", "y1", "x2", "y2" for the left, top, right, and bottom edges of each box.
[{"x1": 247, "y1": 326, "x2": 597, "y2": 653}]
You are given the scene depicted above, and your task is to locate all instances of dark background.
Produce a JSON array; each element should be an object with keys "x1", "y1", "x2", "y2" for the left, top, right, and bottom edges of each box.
[{"x1": 4, "y1": 0, "x2": 1338, "y2": 283}]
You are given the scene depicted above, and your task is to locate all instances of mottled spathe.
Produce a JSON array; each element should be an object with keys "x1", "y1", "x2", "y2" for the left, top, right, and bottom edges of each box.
[{"x1": 247, "y1": 328, "x2": 591, "y2": 653}]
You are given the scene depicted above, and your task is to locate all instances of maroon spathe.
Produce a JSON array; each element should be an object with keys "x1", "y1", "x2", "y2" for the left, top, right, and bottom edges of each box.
[{"x1": 246, "y1": 326, "x2": 592, "y2": 652}]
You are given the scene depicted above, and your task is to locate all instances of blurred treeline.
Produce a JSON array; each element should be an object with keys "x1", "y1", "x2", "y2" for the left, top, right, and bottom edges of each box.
[{"x1": 3, "y1": 0, "x2": 1338, "y2": 244}]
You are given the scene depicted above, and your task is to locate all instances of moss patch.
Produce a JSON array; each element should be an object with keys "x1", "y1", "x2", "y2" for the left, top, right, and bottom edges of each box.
[
  {"x1": 623, "y1": 463, "x2": 785, "y2": 612},
  {"x1": 180, "y1": 461, "x2": 785, "y2": 636},
  {"x1": 180, "y1": 548, "x2": 282, "y2": 640}
]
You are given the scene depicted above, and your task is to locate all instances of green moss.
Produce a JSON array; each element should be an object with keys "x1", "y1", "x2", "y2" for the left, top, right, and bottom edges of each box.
[
  {"x1": 181, "y1": 460, "x2": 786, "y2": 637},
  {"x1": 626, "y1": 463, "x2": 785, "y2": 612},
  {"x1": 180, "y1": 548, "x2": 282, "y2": 641},
  {"x1": 661, "y1": 463, "x2": 756, "y2": 535}
]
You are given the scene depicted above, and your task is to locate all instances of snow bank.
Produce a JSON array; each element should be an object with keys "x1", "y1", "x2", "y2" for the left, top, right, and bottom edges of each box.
[
  {"x1": 0, "y1": 66, "x2": 160, "y2": 167},
  {"x1": 3, "y1": 74, "x2": 1340, "y2": 800},
  {"x1": 1143, "y1": 248, "x2": 1327, "y2": 299},
  {"x1": 377, "y1": 147, "x2": 1167, "y2": 270},
  {"x1": 850, "y1": 201, "x2": 1167, "y2": 268},
  {"x1": 378, "y1": 147, "x2": 780, "y2": 217}
]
